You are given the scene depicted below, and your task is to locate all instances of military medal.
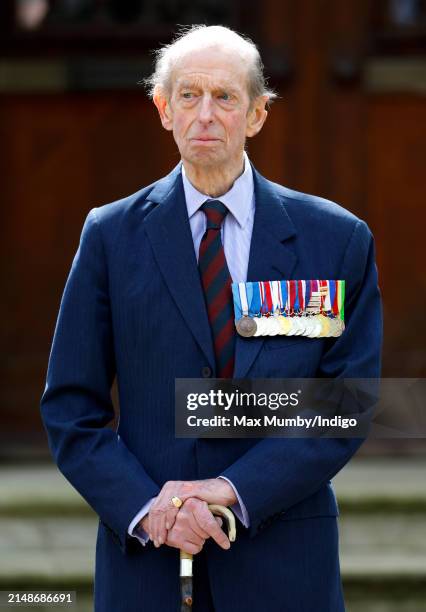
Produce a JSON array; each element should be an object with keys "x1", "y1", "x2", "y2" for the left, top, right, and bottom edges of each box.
[
  {"x1": 300, "y1": 281, "x2": 313, "y2": 336},
  {"x1": 265, "y1": 282, "x2": 281, "y2": 336},
  {"x1": 293, "y1": 281, "x2": 306, "y2": 335},
  {"x1": 297, "y1": 280, "x2": 309, "y2": 336},
  {"x1": 251, "y1": 282, "x2": 266, "y2": 336},
  {"x1": 266, "y1": 315, "x2": 280, "y2": 336},
  {"x1": 279, "y1": 316, "x2": 292, "y2": 335},
  {"x1": 236, "y1": 316, "x2": 257, "y2": 337},
  {"x1": 328, "y1": 317, "x2": 340, "y2": 336},
  {"x1": 258, "y1": 281, "x2": 273, "y2": 336},
  {"x1": 309, "y1": 318, "x2": 323, "y2": 338},
  {"x1": 302, "y1": 315, "x2": 314, "y2": 336},
  {"x1": 317, "y1": 314, "x2": 331, "y2": 337},
  {"x1": 309, "y1": 280, "x2": 322, "y2": 337},
  {"x1": 232, "y1": 278, "x2": 346, "y2": 340},
  {"x1": 235, "y1": 282, "x2": 257, "y2": 337},
  {"x1": 268, "y1": 281, "x2": 282, "y2": 336},
  {"x1": 282, "y1": 281, "x2": 294, "y2": 335},
  {"x1": 313, "y1": 281, "x2": 331, "y2": 338},
  {"x1": 292, "y1": 281, "x2": 303, "y2": 335},
  {"x1": 254, "y1": 316, "x2": 267, "y2": 336},
  {"x1": 337, "y1": 280, "x2": 346, "y2": 333},
  {"x1": 330, "y1": 280, "x2": 345, "y2": 337},
  {"x1": 277, "y1": 280, "x2": 291, "y2": 335},
  {"x1": 307, "y1": 279, "x2": 323, "y2": 337}
]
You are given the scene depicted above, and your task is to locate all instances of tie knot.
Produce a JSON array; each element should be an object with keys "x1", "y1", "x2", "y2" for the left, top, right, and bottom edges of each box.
[{"x1": 201, "y1": 199, "x2": 229, "y2": 230}]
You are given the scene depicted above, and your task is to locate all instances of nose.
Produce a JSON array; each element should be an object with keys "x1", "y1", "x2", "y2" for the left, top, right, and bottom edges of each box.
[{"x1": 197, "y1": 94, "x2": 214, "y2": 124}]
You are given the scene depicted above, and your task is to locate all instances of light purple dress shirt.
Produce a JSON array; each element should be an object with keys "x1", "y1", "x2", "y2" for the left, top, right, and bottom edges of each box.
[{"x1": 128, "y1": 152, "x2": 255, "y2": 545}]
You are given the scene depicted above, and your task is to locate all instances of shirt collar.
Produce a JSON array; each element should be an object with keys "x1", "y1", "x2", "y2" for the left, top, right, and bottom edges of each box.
[{"x1": 181, "y1": 151, "x2": 254, "y2": 229}]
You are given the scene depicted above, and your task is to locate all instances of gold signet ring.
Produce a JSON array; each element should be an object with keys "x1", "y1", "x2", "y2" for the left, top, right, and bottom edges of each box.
[{"x1": 171, "y1": 496, "x2": 183, "y2": 508}]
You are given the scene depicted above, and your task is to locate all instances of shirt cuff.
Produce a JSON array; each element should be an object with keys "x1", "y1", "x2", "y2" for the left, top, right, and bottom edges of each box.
[
  {"x1": 217, "y1": 476, "x2": 250, "y2": 528},
  {"x1": 128, "y1": 497, "x2": 157, "y2": 546}
]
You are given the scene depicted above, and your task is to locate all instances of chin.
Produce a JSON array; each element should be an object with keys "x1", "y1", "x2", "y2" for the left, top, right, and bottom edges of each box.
[{"x1": 184, "y1": 147, "x2": 227, "y2": 167}]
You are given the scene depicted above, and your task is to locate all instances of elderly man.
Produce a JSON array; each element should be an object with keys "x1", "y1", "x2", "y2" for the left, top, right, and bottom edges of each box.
[{"x1": 41, "y1": 25, "x2": 382, "y2": 612}]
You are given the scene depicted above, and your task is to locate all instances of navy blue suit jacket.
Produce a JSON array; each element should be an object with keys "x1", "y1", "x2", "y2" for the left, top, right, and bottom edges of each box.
[{"x1": 40, "y1": 162, "x2": 382, "y2": 611}]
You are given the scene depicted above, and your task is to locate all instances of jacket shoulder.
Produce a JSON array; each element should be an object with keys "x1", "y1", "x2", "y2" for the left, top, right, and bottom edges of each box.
[
  {"x1": 265, "y1": 179, "x2": 374, "y2": 252},
  {"x1": 91, "y1": 180, "x2": 159, "y2": 224},
  {"x1": 272, "y1": 180, "x2": 362, "y2": 226}
]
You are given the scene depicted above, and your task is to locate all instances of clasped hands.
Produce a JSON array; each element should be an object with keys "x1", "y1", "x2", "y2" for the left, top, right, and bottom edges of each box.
[{"x1": 139, "y1": 478, "x2": 237, "y2": 555}]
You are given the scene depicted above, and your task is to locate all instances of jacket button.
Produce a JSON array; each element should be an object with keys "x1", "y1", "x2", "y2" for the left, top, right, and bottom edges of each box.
[{"x1": 201, "y1": 366, "x2": 212, "y2": 378}]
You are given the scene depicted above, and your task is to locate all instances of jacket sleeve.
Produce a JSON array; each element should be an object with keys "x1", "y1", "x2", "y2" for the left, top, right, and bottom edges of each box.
[
  {"x1": 40, "y1": 209, "x2": 160, "y2": 554},
  {"x1": 220, "y1": 219, "x2": 383, "y2": 538}
]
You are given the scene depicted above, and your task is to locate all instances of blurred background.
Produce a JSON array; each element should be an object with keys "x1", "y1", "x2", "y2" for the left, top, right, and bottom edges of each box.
[{"x1": 0, "y1": 1, "x2": 425, "y2": 610}]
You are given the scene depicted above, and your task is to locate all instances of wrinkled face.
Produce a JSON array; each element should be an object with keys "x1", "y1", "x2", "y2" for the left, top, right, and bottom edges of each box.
[{"x1": 154, "y1": 46, "x2": 267, "y2": 169}]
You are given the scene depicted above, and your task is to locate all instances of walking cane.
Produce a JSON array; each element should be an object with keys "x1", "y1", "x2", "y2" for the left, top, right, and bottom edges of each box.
[{"x1": 180, "y1": 504, "x2": 236, "y2": 610}]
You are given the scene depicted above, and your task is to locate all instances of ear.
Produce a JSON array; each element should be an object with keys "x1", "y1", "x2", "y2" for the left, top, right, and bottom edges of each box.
[
  {"x1": 246, "y1": 95, "x2": 269, "y2": 138},
  {"x1": 153, "y1": 85, "x2": 173, "y2": 131}
]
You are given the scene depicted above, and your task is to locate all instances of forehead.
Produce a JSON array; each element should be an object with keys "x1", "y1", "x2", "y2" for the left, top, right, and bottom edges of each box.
[{"x1": 172, "y1": 47, "x2": 249, "y2": 92}]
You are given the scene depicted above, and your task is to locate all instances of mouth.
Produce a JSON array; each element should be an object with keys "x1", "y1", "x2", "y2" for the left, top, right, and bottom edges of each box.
[{"x1": 190, "y1": 137, "x2": 221, "y2": 143}]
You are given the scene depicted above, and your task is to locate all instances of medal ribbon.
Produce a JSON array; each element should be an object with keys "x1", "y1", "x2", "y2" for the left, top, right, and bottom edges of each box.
[
  {"x1": 293, "y1": 280, "x2": 300, "y2": 312},
  {"x1": 298, "y1": 280, "x2": 305, "y2": 311},
  {"x1": 330, "y1": 280, "x2": 338, "y2": 316},
  {"x1": 319, "y1": 280, "x2": 328, "y2": 314},
  {"x1": 246, "y1": 282, "x2": 254, "y2": 317},
  {"x1": 260, "y1": 282, "x2": 268, "y2": 315},
  {"x1": 251, "y1": 282, "x2": 261, "y2": 316},
  {"x1": 270, "y1": 281, "x2": 280, "y2": 315},
  {"x1": 238, "y1": 282, "x2": 249, "y2": 317},
  {"x1": 231, "y1": 283, "x2": 242, "y2": 319},
  {"x1": 264, "y1": 281, "x2": 273, "y2": 315},
  {"x1": 324, "y1": 280, "x2": 332, "y2": 312},
  {"x1": 305, "y1": 279, "x2": 312, "y2": 309},
  {"x1": 279, "y1": 280, "x2": 288, "y2": 314},
  {"x1": 288, "y1": 280, "x2": 296, "y2": 314},
  {"x1": 311, "y1": 279, "x2": 319, "y2": 313},
  {"x1": 338, "y1": 280, "x2": 345, "y2": 321}
]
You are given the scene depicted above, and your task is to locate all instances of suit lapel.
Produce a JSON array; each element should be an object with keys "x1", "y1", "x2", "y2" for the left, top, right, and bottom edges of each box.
[
  {"x1": 233, "y1": 165, "x2": 298, "y2": 378},
  {"x1": 143, "y1": 165, "x2": 216, "y2": 371},
  {"x1": 143, "y1": 162, "x2": 299, "y2": 378}
]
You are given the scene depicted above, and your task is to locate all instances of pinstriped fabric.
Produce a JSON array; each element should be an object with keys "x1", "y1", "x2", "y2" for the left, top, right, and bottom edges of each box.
[{"x1": 198, "y1": 200, "x2": 235, "y2": 378}]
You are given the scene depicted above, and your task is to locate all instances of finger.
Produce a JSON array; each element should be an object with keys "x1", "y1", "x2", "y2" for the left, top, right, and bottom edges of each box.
[
  {"x1": 165, "y1": 525, "x2": 205, "y2": 553},
  {"x1": 163, "y1": 482, "x2": 205, "y2": 530},
  {"x1": 187, "y1": 509, "x2": 211, "y2": 540},
  {"x1": 152, "y1": 487, "x2": 183, "y2": 545},
  {"x1": 181, "y1": 498, "x2": 211, "y2": 539},
  {"x1": 149, "y1": 482, "x2": 180, "y2": 544},
  {"x1": 167, "y1": 536, "x2": 204, "y2": 556},
  {"x1": 164, "y1": 504, "x2": 179, "y2": 531},
  {"x1": 149, "y1": 504, "x2": 169, "y2": 547},
  {"x1": 169, "y1": 503, "x2": 207, "y2": 544},
  {"x1": 151, "y1": 482, "x2": 201, "y2": 544},
  {"x1": 162, "y1": 483, "x2": 186, "y2": 531},
  {"x1": 194, "y1": 507, "x2": 230, "y2": 550},
  {"x1": 215, "y1": 517, "x2": 223, "y2": 528}
]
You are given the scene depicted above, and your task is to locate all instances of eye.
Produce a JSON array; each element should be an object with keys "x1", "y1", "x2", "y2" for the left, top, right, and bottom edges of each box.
[
  {"x1": 219, "y1": 92, "x2": 231, "y2": 101},
  {"x1": 182, "y1": 92, "x2": 193, "y2": 99}
]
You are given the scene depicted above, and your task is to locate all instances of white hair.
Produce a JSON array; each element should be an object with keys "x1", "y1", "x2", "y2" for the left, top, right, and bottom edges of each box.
[{"x1": 143, "y1": 24, "x2": 277, "y2": 105}]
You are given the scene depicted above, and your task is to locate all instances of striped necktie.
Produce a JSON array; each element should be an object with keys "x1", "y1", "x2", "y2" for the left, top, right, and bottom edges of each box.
[{"x1": 198, "y1": 199, "x2": 235, "y2": 378}]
